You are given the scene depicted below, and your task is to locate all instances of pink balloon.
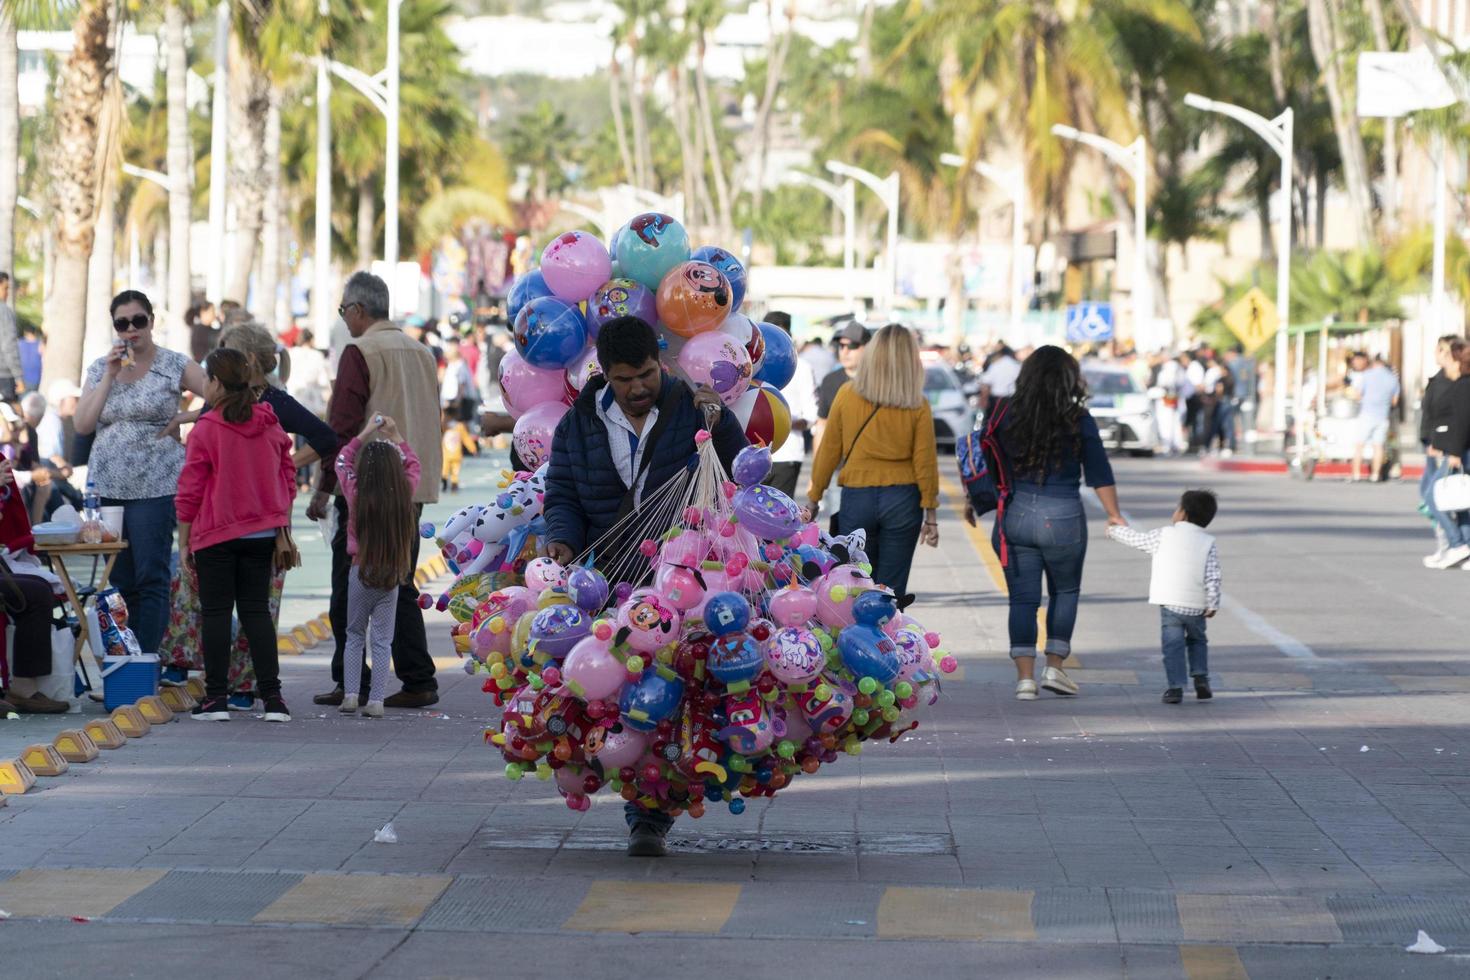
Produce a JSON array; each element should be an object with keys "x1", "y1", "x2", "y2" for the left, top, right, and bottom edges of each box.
[
  {"x1": 816, "y1": 564, "x2": 873, "y2": 630},
  {"x1": 768, "y1": 585, "x2": 817, "y2": 628},
  {"x1": 614, "y1": 588, "x2": 683, "y2": 654},
  {"x1": 540, "y1": 230, "x2": 612, "y2": 302},
  {"x1": 654, "y1": 563, "x2": 705, "y2": 612},
  {"x1": 563, "y1": 345, "x2": 602, "y2": 399},
  {"x1": 660, "y1": 529, "x2": 709, "y2": 568},
  {"x1": 525, "y1": 557, "x2": 568, "y2": 594},
  {"x1": 500, "y1": 348, "x2": 569, "y2": 420},
  {"x1": 554, "y1": 765, "x2": 588, "y2": 798},
  {"x1": 512, "y1": 401, "x2": 569, "y2": 470},
  {"x1": 562, "y1": 635, "x2": 626, "y2": 701},
  {"x1": 677, "y1": 331, "x2": 752, "y2": 406},
  {"x1": 765, "y1": 626, "x2": 824, "y2": 686},
  {"x1": 594, "y1": 726, "x2": 648, "y2": 770}
]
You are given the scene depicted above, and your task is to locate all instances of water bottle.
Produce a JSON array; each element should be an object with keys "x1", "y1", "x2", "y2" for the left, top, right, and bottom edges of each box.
[{"x1": 81, "y1": 479, "x2": 103, "y2": 544}]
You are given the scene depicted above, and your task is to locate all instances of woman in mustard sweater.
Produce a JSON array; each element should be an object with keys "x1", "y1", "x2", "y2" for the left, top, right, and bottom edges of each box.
[{"x1": 807, "y1": 324, "x2": 940, "y2": 595}]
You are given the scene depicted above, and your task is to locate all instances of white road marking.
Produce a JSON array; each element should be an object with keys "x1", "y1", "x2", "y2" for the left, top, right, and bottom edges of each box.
[{"x1": 1081, "y1": 487, "x2": 1319, "y2": 660}]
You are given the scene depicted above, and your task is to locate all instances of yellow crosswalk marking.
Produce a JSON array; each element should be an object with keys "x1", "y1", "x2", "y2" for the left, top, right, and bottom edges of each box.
[
  {"x1": 876, "y1": 886, "x2": 1035, "y2": 940},
  {"x1": 255, "y1": 873, "x2": 451, "y2": 927},
  {"x1": 0, "y1": 868, "x2": 165, "y2": 918},
  {"x1": 564, "y1": 881, "x2": 741, "y2": 933},
  {"x1": 1180, "y1": 945, "x2": 1249, "y2": 980}
]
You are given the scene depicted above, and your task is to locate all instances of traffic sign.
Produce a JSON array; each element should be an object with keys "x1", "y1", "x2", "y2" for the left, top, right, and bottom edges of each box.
[
  {"x1": 1065, "y1": 302, "x2": 1114, "y2": 343},
  {"x1": 1222, "y1": 287, "x2": 1279, "y2": 352}
]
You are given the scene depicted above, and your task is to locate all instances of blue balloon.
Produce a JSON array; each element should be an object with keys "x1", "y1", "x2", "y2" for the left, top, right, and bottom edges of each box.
[
  {"x1": 691, "y1": 246, "x2": 747, "y2": 313},
  {"x1": 850, "y1": 589, "x2": 898, "y2": 629},
  {"x1": 619, "y1": 212, "x2": 691, "y2": 290},
  {"x1": 619, "y1": 671, "x2": 686, "y2": 731},
  {"x1": 837, "y1": 623, "x2": 901, "y2": 685},
  {"x1": 706, "y1": 633, "x2": 764, "y2": 686},
  {"x1": 507, "y1": 270, "x2": 555, "y2": 322},
  {"x1": 513, "y1": 296, "x2": 587, "y2": 370},
  {"x1": 701, "y1": 591, "x2": 751, "y2": 637},
  {"x1": 753, "y1": 321, "x2": 797, "y2": 389}
]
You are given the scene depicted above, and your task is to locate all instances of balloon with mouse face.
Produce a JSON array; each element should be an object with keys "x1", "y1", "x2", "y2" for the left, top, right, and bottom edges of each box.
[{"x1": 614, "y1": 588, "x2": 683, "y2": 654}]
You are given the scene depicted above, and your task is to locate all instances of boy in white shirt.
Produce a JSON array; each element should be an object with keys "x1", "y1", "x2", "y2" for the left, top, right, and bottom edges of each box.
[{"x1": 1107, "y1": 489, "x2": 1222, "y2": 704}]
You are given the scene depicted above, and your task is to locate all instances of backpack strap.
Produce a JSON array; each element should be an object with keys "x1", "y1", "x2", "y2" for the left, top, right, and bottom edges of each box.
[{"x1": 978, "y1": 399, "x2": 1013, "y2": 566}]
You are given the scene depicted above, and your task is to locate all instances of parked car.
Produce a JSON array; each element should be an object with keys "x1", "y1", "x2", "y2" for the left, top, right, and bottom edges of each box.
[
  {"x1": 922, "y1": 357, "x2": 976, "y2": 452},
  {"x1": 1082, "y1": 364, "x2": 1157, "y2": 456}
]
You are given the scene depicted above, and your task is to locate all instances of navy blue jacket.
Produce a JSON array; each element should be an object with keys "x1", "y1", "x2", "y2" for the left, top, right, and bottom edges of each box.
[{"x1": 544, "y1": 373, "x2": 747, "y2": 557}]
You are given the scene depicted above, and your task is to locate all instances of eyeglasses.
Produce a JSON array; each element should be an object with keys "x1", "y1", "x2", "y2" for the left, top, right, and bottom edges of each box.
[
  {"x1": 836, "y1": 341, "x2": 861, "y2": 351},
  {"x1": 338, "y1": 302, "x2": 361, "y2": 319},
  {"x1": 113, "y1": 314, "x2": 150, "y2": 332}
]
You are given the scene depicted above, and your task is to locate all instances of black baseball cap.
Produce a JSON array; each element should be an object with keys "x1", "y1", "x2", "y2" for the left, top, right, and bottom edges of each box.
[{"x1": 832, "y1": 321, "x2": 870, "y2": 347}]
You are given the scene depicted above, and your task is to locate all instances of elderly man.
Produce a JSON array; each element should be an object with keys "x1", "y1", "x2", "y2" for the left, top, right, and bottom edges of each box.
[{"x1": 307, "y1": 272, "x2": 444, "y2": 708}]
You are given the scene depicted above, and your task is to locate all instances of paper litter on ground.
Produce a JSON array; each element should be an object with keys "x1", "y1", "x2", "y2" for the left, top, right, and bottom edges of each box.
[
  {"x1": 1406, "y1": 930, "x2": 1445, "y2": 954},
  {"x1": 373, "y1": 822, "x2": 398, "y2": 844}
]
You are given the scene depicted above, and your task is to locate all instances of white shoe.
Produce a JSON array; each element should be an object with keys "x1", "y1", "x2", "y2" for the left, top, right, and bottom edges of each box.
[
  {"x1": 1041, "y1": 666, "x2": 1079, "y2": 696},
  {"x1": 363, "y1": 700, "x2": 384, "y2": 718},
  {"x1": 1428, "y1": 544, "x2": 1470, "y2": 569},
  {"x1": 1424, "y1": 549, "x2": 1447, "y2": 568},
  {"x1": 339, "y1": 695, "x2": 359, "y2": 713},
  {"x1": 1015, "y1": 679, "x2": 1038, "y2": 701}
]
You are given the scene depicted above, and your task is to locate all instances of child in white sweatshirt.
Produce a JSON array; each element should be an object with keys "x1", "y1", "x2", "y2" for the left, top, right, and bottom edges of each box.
[{"x1": 1107, "y1": 489, "x2": 1222, "y2": 704}]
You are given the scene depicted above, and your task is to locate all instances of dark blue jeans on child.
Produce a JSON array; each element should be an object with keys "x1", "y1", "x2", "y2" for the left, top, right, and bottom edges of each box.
[{"x1": 1160, "y1": 607, "x2": 1209, "y2": 689}]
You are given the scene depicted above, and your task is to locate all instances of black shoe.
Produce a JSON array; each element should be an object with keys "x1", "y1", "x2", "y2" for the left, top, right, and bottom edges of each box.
[
  {"x1": 627, "y1": 823, "x2": 668, "y2": 857},
  {"x1": 262, "y1": 696, "x2": 292, "y2": 723},
  {"x1": 1194, "y1": 678, "x2": 1213, "y2": 700},
  {"x1": 313, "y1": 686, "x2": 345, "y2": 706},
  {"x1": 192, "y1": 697, "x2": 230, "y2": 721},
  {"x1": 1161, "y1": 688, "x2": 1183, "y2": 704},
  {"x1": 383, "y1": 689, "x2": 439, "y2": 709}
]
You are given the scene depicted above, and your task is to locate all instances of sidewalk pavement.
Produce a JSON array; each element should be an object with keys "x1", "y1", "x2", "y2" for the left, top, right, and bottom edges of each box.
[{"x1": 1, "y1": 458, "x2": 1468, "y2": 978}]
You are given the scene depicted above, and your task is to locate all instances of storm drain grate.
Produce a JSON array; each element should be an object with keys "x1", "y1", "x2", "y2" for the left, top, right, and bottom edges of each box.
[{"x1": 477, "y1": 829, "x2": 953, "y2": 855}]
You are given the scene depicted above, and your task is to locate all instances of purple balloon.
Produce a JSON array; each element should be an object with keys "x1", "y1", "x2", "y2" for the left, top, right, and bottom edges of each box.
[
  {"x1": 731, "y1": 444, "x2": 772, "y2": 487},
  {"x1": 586, "y1": 278, "x2": 658, "y2": 337}
]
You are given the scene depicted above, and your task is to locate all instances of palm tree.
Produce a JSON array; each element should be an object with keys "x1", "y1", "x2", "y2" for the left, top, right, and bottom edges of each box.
[
  {"x1": 506, "y1": 100, "x2": 577, "y2": 206},
  {"x1": 1305, "y1": 0, "x2": 1373, "y2": 247},
  {"x1": 1292, "y1": 248, "x2": 1404, "y2": 323},
  {"x1": 687, "y1": 0, "x2": 733, "y2": 239},
  {"x1": 225, "y1": 18, "x2": 273, "y2": 306},
  {"x1": 42, "y1": 0, "x2": 114, "y2": 388},
  {"x1": 749, "y1": 0, "x2": 795, "y2": 211}
]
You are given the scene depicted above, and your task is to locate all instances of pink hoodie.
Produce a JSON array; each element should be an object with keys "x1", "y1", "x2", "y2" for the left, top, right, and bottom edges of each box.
[
  {"x1": 175, "y1": 402, "x2": 295, "y2": 552},
  {"x1": 334, "y1": 436, "x2": 421, "y2": 558}
]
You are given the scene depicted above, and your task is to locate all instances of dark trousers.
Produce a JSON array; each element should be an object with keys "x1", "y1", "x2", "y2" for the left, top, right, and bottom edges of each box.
[
  {"x1": 329, "y1": 496, "x2": 436, "y2": 694},
  {"x1": 5, "y1": 575, "x2": 60, "y2": 678},
  {"x1": 103, "y1": 495, "x2": 176, "y2": 655},
  {"x1": 838, "y1": 484, "x2": 923, "y2": 596},
  {"x1": 194, "y1": 537, "x2": 280, "y2": 701},
  {"x1": 1208, "y1": 400, "x2": 1236, "y2": 451},
  {"x1": 994, "y1": 492, "x2": 1087, "y2": 659},
  {"x1": 1160, "y1": 608, "x2": 1209, "y2": 689},
  {"x1": 625, "y1": 801, "x2": 674, "y2": 833},
  {"x1": 767, "y1": 461, "x2": 801, "y2": 499}
]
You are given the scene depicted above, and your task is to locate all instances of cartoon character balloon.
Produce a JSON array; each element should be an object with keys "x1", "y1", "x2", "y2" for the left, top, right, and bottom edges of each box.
[
  {"x1": 514, "y1": 296, "x2": 588, "y2": 370},
  {"x1": 764, "y1": 626, "x2": 825, "y2": 686},
  {"x1": 614, "y1": 588, "x2": 683, "y2": 654},
  {"x1": 676, "y1": 330, "x2": 751, "y2": 405},
  {"x1": 618, "y1": 212, "x2": 691, "y2": 291},
  {"x1": 524, "y1": 557, "x2": 568, "y2": 595},
  {"x1": 691, "y1": 246, "x2": 748, "y2": 313},
  {"x1": 657, "y1": 261, "x2": 733, "y2": 338},
  {"x1": 587, "y1": 278, "x2": 658, "y2": 336},
  {"x1": 512, "y1": 402, "x2": 569, "y2": 470},
  {"x1": 529, "y1": 604, "x2": 592, "y2": 659},
  {"x1": 499, "y1": 349, "x2": 569, "y2": 420}
]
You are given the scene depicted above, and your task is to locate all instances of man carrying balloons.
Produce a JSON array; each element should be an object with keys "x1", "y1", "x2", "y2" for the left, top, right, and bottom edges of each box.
[{"x1": 542, "y1": 315, "x2": 748, "y2": 856}]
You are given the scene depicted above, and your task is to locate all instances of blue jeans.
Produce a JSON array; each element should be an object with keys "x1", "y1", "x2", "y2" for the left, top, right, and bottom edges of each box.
[
  {"x1": 625, "y1": 802, "x2": 674, "y2": 833},
  {"x1": 993, "y1": 492, "x2": 1087, "y2": 659},
  {"x1": 103, "y1": 495, "x2": 176, "y2": 655},
  {"x1": 1160, "y1": 607, "x2": 1209, "y2": 689},
  {"x1": 1423, "y1": 455, "x2": 1470, "y2": 548},
  {"x1": 838, "y1": 484, "x2": 923, "y2": 596}
]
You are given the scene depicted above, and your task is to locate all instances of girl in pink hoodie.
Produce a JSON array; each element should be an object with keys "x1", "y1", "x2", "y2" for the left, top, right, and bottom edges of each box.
[
  {"x1": 176, "y1": 349, "x2": 296, "y2": 722},
  {"x1": 335, "y1": 414, "x2": 421, "y2": 716}
]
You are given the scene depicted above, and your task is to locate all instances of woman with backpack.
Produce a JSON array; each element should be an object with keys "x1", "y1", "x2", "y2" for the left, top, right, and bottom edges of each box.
[{"x1": 964, "y1": 345, "x2": 1126, "y2": 701}]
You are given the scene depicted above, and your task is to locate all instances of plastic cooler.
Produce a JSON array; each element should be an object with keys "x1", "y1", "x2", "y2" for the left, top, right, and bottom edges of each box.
[{"x1": 101, "y1": 654, "x2": 161, "y2": 711}]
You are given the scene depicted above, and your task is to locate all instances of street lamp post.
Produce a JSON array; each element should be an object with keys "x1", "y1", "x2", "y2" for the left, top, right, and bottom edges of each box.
[
  {"x1": 313, "y1": 0, "x2": 333, "y2": 340},
  {"x1": 782, "y1": 171, "x2": 856, "y2": 313},
  {"x1": 940, "y1": 152, "x2": 1027, "y2": 338},
  {"x1": 206, "y1": 0, "x2": 229, "y2": 304},
  {"x1": 1183, "y1": 94, "x2": 1294, "y2": 436},
  {"x1": 825, "y1": 160, "x2": 899, "y2": 313},
  {"x1": 1050, "y1": 125, "x2": 1152, "y2": 351}
]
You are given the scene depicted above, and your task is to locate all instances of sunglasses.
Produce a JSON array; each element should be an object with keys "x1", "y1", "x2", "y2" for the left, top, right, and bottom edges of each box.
[
  {"x1": 113, "y1": 314, "x2": 150, "y2": 332},
  {"x1": 836, "y1": 341, "x2": 861, "y2": 350}
]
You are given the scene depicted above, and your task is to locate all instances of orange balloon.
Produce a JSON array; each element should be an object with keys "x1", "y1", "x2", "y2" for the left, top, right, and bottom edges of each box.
[{"x1": 656, "y1": 261, "x2": 732, "y2": 338}]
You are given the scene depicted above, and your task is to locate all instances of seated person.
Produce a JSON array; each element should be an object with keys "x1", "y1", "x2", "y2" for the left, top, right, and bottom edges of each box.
[
  {"x1": 0, "y1": 457, "x2": 68, "y2": 714},
  {"x1": 542, "y1": 316, "x2": 747, "y2": 857}
]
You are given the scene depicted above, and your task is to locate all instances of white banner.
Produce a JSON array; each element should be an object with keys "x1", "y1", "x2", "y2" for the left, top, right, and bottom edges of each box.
[{"x1": 1357, "y1": 50, "x2": 1459, "y2": 118}]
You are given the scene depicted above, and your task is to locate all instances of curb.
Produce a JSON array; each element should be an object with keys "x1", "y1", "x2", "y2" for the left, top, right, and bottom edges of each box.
[{"x1": 1199, "y1": 456, "x2": 1425, "y2": 479}]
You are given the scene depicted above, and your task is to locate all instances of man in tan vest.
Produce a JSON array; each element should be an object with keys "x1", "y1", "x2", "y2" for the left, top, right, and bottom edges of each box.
[{"x1": 307, "y1": 271, "x2": 443, "y2": 708}]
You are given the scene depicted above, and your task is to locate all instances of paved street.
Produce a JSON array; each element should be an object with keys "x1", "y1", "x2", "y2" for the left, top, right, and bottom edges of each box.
[{"x1": 2, "y1": 456, "x2": 1469, "y2": 978}]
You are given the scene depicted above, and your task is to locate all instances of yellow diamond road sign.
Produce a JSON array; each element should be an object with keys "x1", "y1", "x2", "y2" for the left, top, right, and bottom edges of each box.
[{"x1": 1222, "y1": 287, "x2": 1279, "y2": 352}]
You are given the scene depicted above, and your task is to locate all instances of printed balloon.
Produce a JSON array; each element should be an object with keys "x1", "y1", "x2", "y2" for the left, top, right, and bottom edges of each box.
[
  {"x1": 676, "y1": 331, "x2": 752, "y2": 405},
  {"x1": 587, "y1": 277, "x2": 658, "y2": 336},
  {"x1": 618, "y1": 212, "x2": 691, "y2": 290},
  {"x1": 511, "y1": 401, "x2": 568, "y2": 470},
  {"x1": 499, "y1": 348, "x2": 570, "y2": 419},
  {"x1": 514, "y1": 296, "x2": 588, "y2": 370},
  {"x1": 691, "y1": 245, "x2": 747, "y2": 313},
  {"x1": 540, "y1": 231, "x2": 612, "y2": 302},
  {"x1": 656, "y1": 261, "x2": 733, "y2": 338},
  {"x1": 507, "y1": 270, "x2": 556, "y2": 322}
]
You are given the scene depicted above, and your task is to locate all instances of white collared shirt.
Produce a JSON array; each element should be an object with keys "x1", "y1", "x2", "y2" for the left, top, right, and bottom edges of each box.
[{"x1": 595, "y1": 386, "x2": 660, "y2": 504}]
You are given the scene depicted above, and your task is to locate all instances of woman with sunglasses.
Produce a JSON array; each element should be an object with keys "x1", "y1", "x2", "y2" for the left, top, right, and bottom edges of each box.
[{"x1": 74, "y1": 290, "x2": 208, "y2": 655}]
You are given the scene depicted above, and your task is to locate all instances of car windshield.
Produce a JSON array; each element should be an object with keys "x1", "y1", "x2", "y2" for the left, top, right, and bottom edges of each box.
[
  {"x1": 1085, "y1": 371, "x2": 1139, "y2": 396},
  {"x1": 924, "y1": 366, "x2": 957, "y2": 392}
]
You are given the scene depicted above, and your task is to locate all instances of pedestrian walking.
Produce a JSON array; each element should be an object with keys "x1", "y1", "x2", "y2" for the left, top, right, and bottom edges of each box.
[
  {"x1": 73, "y1": 290, "x2": 209, "y2": 655},
  {"x1": 1347, "y1": 352, "x2": 1400, "y2": 483},
  {"x1": 1423, "y1": 339, "x2": 1470, "y2": 569},
  {"x1": 307, "y1": 271, "x2": 442, "y2": 709},
  {"x1": 807, "y1": 323, "x2": 940, "y2": 598},
  {"x1": 335, "y1": 415, "x2": 421, "y2": 717},
  {"x1": 766, "y1": 312, "x2": 817, "y2": 499},
  {"x1": 1106, "y1": 490, "x2": 1222, "y2": 704},
  {"x1": 968, "y1": 345, "x2": 1125, "y2": 701},
  {"x1": 175, "y1": 349, "x2": 297, "y2": 722},
  {"x1": 1152, "y1": 353, "x2": 1186, "y2": 456}
]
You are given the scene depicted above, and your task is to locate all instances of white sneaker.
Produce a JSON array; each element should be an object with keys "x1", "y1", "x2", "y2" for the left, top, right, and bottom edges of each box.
[
  {"x1": 1015, "y1": 679, "x2": 1038, "y2": 701},
  {"x1": 339, "y1": 695, "x2": 359, "y2": 713},
  {"x1": 363, "y1": 700, "x2": 384, "y2": 718},
  {"x1": 1424, "y1": 549, "x2": 1447, "y2": 568},
  {"x1": 1428, "y1": 544, "x2": 1470, "y2": 569},
  {"x1": 1041, "y1": 666, "x2": 1079, "y2": 696}
]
